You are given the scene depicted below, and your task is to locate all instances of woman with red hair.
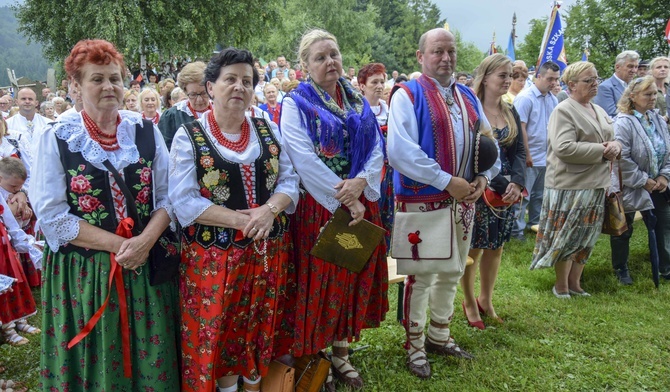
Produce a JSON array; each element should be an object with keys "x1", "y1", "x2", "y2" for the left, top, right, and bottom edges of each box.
[
  {"x1": 33, "y1": 39, "x2": 180, "y2": 391},
  {"x1": 358, "y1": 63, "x2": 393, "y2": 247}
]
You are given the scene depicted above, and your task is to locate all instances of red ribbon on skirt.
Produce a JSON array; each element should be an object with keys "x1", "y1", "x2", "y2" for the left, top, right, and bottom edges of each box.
[{"x1": 67, "y1": 217, "x2": 134, "y2": 378}]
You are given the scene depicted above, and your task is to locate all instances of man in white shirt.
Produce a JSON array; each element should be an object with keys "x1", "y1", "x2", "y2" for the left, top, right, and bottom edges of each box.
[
  {"x1": 387, "y1": 28, "x2": 499, "y2": 380},
  {"x1": 6, "y1": 88, "x2": 51, "y2": 192}
]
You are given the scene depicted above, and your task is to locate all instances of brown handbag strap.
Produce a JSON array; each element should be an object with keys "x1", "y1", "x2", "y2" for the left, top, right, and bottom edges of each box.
[{"x1": 612, "y1": 160, "x2": 623, "y2": 193}]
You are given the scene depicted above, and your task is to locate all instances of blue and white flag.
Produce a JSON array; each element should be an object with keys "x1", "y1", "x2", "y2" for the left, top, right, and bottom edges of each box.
[{"x1": 537, "y1": 2, "x2": 567, "y2": 71}]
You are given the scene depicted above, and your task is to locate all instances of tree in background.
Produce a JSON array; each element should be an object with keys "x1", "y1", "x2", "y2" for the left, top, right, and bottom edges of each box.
[
  {"x1": 454, "y1": 30, "x2": 485, "y2": 74},
  {"x1": 14, "y1": 0, "x2": 279, "y2": 65},
  {"x1": 248, "y1": 0, "x2": 379, "y2": 72},
  {"x1": 564, "y1": 0, "x2": 668, "y2": 76},
  {"x1": 515, "y1": 18, "x2": 547, "y2": 72}
]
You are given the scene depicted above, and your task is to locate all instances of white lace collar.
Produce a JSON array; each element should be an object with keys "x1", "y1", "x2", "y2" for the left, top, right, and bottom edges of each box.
[
  {"x1": 176, "y1": 99, "x2": 194, "y2": 117},
  {"x1": 53, "y1": 110, "x2": 141, "y2": 166}
]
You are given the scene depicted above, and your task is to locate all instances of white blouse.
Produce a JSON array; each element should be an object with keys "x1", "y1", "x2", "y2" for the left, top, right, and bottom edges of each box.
[
  {"x1": 168, "y1": 113, "x2": 300, "y2": 228},
  {"x1": 370, "y1": 100, "x2": 389, "y2": 127},
  {"x1": 280, "y1": 96, "x2": 384, "y2": 213},
  {"x1": 32, "y1": 110, "x2": 174, "y2": 251}
]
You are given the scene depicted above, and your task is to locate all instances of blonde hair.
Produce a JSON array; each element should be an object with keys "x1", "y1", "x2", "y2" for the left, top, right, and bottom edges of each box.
[
  {"x1": 123, "y1": 89, "x2": 139, "y2": 110},
  {"x1": 617, "y1": 75, "x2": 656, "y2": 115},
  {"x1": 177, "y1": 61, "x2": 206, "y2": 91},
  {"x1": 561, "y1": 61, "x2": 596, "y2": 93},
  {"x1": 472, "y1": 54, "x2": 515, "y2": 144},
  {"x1": 139, "y1": 88, "x2": 161, "y2": 112},
  {"x1": 298, "y1": 29, "x2": 338, "y2": 70},
  {"x1": 649, "y1": 56, "x2": 670, "y2": 80}
]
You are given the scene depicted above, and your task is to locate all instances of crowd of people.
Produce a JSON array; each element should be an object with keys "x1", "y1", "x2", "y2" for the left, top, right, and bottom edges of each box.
[{"x1": 0, "y1": 24, "x2": 668, "y2": 392}]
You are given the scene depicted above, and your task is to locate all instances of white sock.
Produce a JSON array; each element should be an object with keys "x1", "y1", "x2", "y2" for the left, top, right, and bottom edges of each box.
[{"x1": 217, "y1": 385, "x2": 237, "y2": 392}]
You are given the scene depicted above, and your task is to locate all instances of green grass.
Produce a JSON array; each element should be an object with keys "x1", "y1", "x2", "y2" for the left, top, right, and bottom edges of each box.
[{"x1": 3, "y1": 221, "x2": 670, "y2": 391}]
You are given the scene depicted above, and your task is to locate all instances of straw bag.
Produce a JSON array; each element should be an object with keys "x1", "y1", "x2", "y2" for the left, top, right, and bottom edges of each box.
[{"x1": 602, "y1": 162, "x2": 628, "y2": 236}]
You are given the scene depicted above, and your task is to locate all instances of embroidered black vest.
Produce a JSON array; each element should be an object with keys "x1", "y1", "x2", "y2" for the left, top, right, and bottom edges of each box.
[
  {"x1": 181, "y1": 117, "x2": 289, "y2": 250},
  {"x1": 56, "y1": 120, "x2": 156, "y2": 257}
]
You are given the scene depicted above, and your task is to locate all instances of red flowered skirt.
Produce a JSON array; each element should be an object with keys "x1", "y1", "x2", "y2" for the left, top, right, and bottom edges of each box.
[
  {"x1": 0, "y1": 227, "x2": 36, "y2": 324},
  {"x1": 292, "y1": 193, "x2": 388, "y2": 357},
  {"x1": 179, "y1": 231, "x2": 294, "y2": 391}
]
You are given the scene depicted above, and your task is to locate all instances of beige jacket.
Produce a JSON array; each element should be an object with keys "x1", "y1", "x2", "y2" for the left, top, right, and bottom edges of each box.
[{"x1": 545, "y1": 98, "x2": 614, "y2": 190}]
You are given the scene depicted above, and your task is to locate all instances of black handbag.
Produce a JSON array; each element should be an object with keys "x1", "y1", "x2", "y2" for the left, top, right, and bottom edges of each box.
[{"x1": 101, "y1": 121, "x2": 180, "y2": 286}]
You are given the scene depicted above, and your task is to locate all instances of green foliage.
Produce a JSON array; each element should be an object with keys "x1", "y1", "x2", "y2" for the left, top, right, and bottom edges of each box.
[
  {"x1": 564, "y1": 0, "x2": 669, "y2": 76},
  {"x1": 0, "y1": 7, "x2": 52, "y2": 87},
  {"x1": 13, "y1": 0, "x2": 280, "y2": 65},
  {"x1": 247, "y1": 0, "x2": 379, "y2": 71},
  {"x1": 454, "y1": 30, "x2": 485, "y2": 74},
  {"x1": 516, "y1": 18, "x2": 547, "y2": 70}
]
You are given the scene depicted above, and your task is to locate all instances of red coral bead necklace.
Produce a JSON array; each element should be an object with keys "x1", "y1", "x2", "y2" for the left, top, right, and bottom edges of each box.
[
  {"x1": 82, "y1": 110, "x2": 121, "y2": 151},
  {"x1": 207, "y1": 111, "x2": 250, "y2": 153}
]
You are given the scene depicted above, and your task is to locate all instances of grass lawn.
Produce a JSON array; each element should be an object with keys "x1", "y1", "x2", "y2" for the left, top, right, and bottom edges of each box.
[{"x1": 2, "y1": 221, "x2": 669, "y2": 391}]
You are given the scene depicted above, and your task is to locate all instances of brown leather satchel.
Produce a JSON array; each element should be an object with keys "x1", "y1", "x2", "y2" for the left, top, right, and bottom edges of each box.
[
  {"x1": 261, "y1": 361, "x2": 295, "y2": 392},
  {"x1": 294, "y1": 352, "x2": 331, "y2": 392},
  {"x1": 602, "y1": 162, "x2": 628, "y2": 236}
]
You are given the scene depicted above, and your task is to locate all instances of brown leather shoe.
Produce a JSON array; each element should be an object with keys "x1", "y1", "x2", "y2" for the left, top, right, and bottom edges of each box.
[
  {"x1": 425, "y1": 338, "x2": 474, "y2": 360},
  {"x1": 331, "y1": 346, "x2": 363, "y2": 389},
  {"x1": 406, "y1": 355, "x2": 431, "y2": 379},
  {"x1": 405, "y1": 331, "x2": 431, "y2": 379}
]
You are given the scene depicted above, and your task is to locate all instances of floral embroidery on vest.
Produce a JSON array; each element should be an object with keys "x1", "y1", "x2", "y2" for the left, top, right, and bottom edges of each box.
[
  {"x1": 133, "y1": 158, "x2": 153, "y2": 217},
  {"x1": 67, "y1": 164, "x2": 108, "y2": 226},
  {"x1": 182, "y1": 118, "x2": 289, "y2": 250}
]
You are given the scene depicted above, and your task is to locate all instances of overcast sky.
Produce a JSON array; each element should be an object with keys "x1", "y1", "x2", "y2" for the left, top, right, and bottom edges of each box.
[{"x1": 437, "y1": 0, "x2": 578, "y2": 52}]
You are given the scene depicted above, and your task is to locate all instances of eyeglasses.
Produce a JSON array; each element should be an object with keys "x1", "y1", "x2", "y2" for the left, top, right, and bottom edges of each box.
[
  {"x1": 187, "y1": 92, "x2": 209, "y2": 100},
  {"x1": 578, "y1": 77, "x2": 599, "y2": 85}
]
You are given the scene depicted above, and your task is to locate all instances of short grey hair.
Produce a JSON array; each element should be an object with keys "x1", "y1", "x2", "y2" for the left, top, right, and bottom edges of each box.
[{"x1": 615, "y1": 50, "x2": 639, "y2": 66}]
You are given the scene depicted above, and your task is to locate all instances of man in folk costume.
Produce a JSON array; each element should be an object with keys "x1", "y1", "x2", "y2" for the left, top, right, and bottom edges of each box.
[{"x1": 387, "y1": 28, "x2": 500, "y2": 379}]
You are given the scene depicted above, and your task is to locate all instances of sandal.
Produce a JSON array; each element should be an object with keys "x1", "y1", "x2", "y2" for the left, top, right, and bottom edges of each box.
[
  {"x1": 406, "y1": 331, "x2": 431, "y2": 379},
  {"x1": 0, "y1": 379, "x2": 28, "y2": 392},
  {"x1": 1, "y1": 327, "x2": 29, "y2": 346},
  {"x1": 331, "y1": 346, "x2": 363, "y2": 389},
  {"x1": 323, "y1": 367, "x2": 336, "y2": 392},
  {"x1": 14, "y1": 321, "x2": 40, "y2": 335}
]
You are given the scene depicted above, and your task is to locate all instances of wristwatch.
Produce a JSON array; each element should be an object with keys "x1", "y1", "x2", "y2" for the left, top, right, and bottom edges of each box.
[{"x1": 266, "y1": 202, "x2": 280, "y2": 217}]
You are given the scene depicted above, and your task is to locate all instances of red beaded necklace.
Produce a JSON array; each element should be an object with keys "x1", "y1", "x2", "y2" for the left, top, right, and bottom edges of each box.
[
  {"x1": 187, "y1": 101, "x2": 212, "y2": 117},
  {"x1": 82, "y1": 111, "x2": 121, "y2": 151},
  {"x1": 207, "y1": 111, "x2": 250, "y2": 153},
  {"x1": 142, "y1": 111, "x2": 160, "y2": 125}
]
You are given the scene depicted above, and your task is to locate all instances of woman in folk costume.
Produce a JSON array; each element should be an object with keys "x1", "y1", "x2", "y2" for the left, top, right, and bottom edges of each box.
[
  {"x1": 358, "y1": 62, "x2": 394, "y2": 248},
  {"x1": 0, "y1": 193, "x2": 42, "y2": 346},
  {"x1": 280, "y1": 29, "x2": 388, "y2": 391},
  {"x1": 33, "y1": 39, "x2": 180, "y2": 391},
  {"x1": 168, "y1": 48, "x2": 299, "y2": 392}
]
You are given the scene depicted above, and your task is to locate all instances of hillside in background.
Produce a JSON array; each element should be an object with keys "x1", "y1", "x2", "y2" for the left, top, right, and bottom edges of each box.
[{"x1": 0, "y1": 6, "x2": 53, "y2": 88}]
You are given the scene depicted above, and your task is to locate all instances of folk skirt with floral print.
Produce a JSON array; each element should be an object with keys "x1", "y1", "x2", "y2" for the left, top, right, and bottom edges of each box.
[
  {"x1": 179, "y1": 232, "x2": 294, "y2": 392},
  {"x1": 531, "y1": 188, "x2": 605, "y2": 269},
  {"x1": 291, "y1": 193, "x2": 389, "y2": 357},
  {"x1": 40, "y1": 248, "x2": 180, "y2": 392}
]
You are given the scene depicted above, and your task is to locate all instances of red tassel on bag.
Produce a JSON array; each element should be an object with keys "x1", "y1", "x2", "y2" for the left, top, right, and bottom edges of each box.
[{"x1": 408, "y1": 231, "x2": 422, "y2": 260}]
